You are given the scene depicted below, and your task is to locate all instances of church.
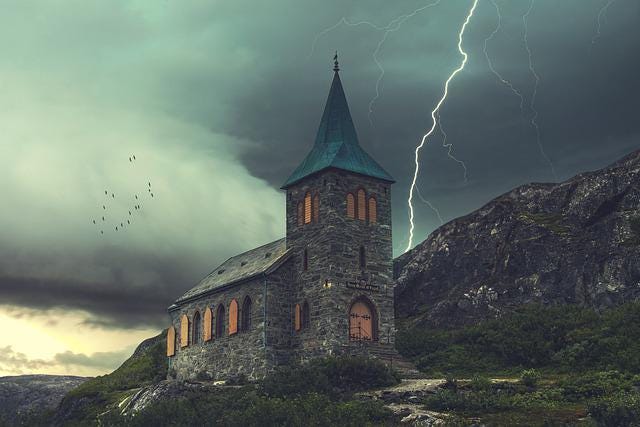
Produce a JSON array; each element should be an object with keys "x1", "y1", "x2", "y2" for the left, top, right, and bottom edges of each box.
[{"x1": 166, "y1": 59, "x2": 398, "y2": 381}]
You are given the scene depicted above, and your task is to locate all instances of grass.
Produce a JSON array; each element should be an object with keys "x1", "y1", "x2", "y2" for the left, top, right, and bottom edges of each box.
[{"x1": 517, "y1": 212, "x2": 571, "y2": 235}]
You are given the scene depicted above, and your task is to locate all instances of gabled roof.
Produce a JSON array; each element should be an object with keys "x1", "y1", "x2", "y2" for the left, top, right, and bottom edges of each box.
[
  {"x1": 281, "y1": 69, "x2": 394, "y2": 188},
  {"x1": 173, "y1": 238, "x2": 289, "y2": 305}
]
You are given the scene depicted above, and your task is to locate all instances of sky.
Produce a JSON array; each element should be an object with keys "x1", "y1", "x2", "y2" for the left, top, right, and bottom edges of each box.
[{"x1": 0, "y1": 0, "x2": 638, "y2": 376}]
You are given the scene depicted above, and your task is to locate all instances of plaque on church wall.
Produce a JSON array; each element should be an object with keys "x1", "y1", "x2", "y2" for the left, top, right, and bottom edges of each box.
[{"x1": 346, "y1": 279, "x2": 379, "y2": 292}]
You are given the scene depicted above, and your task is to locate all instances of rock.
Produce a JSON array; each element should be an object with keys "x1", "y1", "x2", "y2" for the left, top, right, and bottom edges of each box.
[
  {"x1": 0, "y1": 375, "x2": 88, "y2": 424},
  {"x1": 395, "y1": 149, "x2": 640, "y2": 328}
]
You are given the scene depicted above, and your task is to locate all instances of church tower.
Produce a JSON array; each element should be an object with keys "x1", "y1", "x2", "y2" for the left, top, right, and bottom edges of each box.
[{"x1": 281, "y1": 57, "x2": 396, "y2": 358}]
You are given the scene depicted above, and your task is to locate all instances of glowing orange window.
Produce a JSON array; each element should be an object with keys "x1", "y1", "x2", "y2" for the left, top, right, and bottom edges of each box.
[
  {"x1": 368, "y1": 197, "x2": 377, "y2": 224},
  {"x1": 357, "y1": 189, "x2": 366, "y2": 221},
  {"x1": 304, "y1": 193, "x2": 312, "y2": 224},
  {"x1": 294, "y1": 303, "x2": 302, "y2": 332},
  {"x1": 203, "y1": 307, "x2": 213, "y2": 342},
  {"x1": 229, "y1": 299, "x2": 238, "y2": 335},
  {"x1": 346, "y1": 193, "x2": 355, "y2": 218},
  {"x1": 167, "y1": 326, "x2": 176, "y2": 356}
]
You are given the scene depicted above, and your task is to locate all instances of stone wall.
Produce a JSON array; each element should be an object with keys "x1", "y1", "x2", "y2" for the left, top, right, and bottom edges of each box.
[
  {"x1": 284, "y1": 168, "x2": 396, "y2": 359},
  {"x1": 168, "y1": 277, "x2": 269, "y2": 381}
]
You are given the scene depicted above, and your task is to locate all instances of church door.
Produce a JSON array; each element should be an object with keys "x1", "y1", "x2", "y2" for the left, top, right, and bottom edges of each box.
[{"x1": 349, "y1": 300, "x2": 374, "y2": 341}]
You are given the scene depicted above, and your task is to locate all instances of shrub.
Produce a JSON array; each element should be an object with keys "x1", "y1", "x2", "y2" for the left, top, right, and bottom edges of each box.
[
  {"x1": 261, "y1": 356, "x2": 399, "y2": 398},
  {"x1": 560, "y1": 370, "x2": 632, "y2": 401},
  {"x1": 520, "y1": 369, "x2": 541, "y2": 388},
  {"x1": 588, "y1": 392, "x2": 640, "y2": 427},
  {"x1": 469, "y1": 375, "x2": 492, "y2": 392}
]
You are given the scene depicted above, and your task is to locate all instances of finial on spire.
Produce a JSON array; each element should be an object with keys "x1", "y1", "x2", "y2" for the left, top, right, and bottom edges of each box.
[{"x1": 333, "y1": 51, "x2": 339, "y2": 72}]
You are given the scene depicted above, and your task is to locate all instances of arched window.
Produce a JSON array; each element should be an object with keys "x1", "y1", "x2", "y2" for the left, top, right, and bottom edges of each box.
[
  {"x1": 349, "y1": 297, "x2": 377, "y2": 341},
  {"x1": 302, "y1": 301, "x2": 310, "y2": 329},
  {"x1": 294, "y1": 303, "x2": 302, "y2": 332},
  {"x1": 167, "y1": 326, "x2": 176, "y2": 357},
  {"x1": 357, "y1": 189, "x2": 366, "y2": 221},
  {"x1": 368, "y1": 197, "x2": 377, "y2": 224},
  {"x1": 216, "y1": 304, "x2": 225, "y2": 338},
  {"x1": 304, "y1": 192, "x2": 312, "y2": 224},
  {"x1": 241, "y1": 296, "x2": 252, "y2": 332},
  {"x1": 192, "y1": 311, "x2": 201, "y2": 344},
  {"x1": 346, "y1": 193, "x2": 355, "y2": 218},
  {"x1": 203, "y1": 307, "x2": 213, "y2": 342},
  {"x1": 303, "y1": 248, "x2": 308, "y2": 271},
  {"x1": 229, "y1": 299, "x2": 239, "y2": 335},
  {"x1": 313, "y1": 194, "x2": 319, "y2": 223},
  {"x1": 180, "y1": 314, "x2": 189, "y2": 348},
  {"x1": 359, "y1": 246, "x2": 366, "y2": 269},
  {"x1": 297, "y1": 202, "x2": 304, "y2": 226}
]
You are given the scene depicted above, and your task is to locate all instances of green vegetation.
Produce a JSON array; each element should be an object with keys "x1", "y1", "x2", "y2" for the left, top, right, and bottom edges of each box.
[
  {"x1": 397, "y1": 302, "x2": 640, "y2": 425},
  {"x1": 54, "y1": 336, "x2": 168, "y2": 426},
  {"x1": 397, "y1": 302, "x2": 640, "y2": 376},
  {"x1": 517, "y1": 212, "x2": 570, "y2": 234},
  {"x1": 105, "y1": 356, "x2": 398, "y2": 427}
]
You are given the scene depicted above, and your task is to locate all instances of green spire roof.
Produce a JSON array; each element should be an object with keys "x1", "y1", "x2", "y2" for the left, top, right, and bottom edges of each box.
[{"x1": 281, "y1": 67, "x2": 394, "y2": 189}]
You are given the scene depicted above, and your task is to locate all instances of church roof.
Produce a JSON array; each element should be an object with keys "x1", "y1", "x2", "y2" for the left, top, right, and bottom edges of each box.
[
  {"x1": 281, "y1": 65, "x2": 394, "y2": 189},
  {"x1": 173, "y1": 238, "x2": 289, "y2": 305}
]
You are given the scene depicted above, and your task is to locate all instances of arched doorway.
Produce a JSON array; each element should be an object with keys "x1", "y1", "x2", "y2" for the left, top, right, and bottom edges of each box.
[{"x1": 349, "y1": 298, "x2": 377, "y2": 341}]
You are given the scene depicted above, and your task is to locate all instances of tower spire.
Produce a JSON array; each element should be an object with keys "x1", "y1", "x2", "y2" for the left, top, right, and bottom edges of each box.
[{"x1": 333, "y1": 51, "x2": 339, "y2": 72}]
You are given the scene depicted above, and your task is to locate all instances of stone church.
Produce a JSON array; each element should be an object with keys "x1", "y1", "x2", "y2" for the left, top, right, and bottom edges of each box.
[{"x1": 166, "y1": 59, "x2": 398, "y2": 381}]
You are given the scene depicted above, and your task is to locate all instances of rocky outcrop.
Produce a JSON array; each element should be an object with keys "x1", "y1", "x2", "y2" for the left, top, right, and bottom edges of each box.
[
  {"x1": 0, "y1": 375, "x2": 88, "y2": 424},
  {"x1": 395, "y1": 149, "x2": 640, "y2": 328}
]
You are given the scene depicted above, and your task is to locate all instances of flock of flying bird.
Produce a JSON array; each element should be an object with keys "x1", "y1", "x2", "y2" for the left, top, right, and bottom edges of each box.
[{"x1": 91, "y1": 155, "x2": 155, "y2": 235}]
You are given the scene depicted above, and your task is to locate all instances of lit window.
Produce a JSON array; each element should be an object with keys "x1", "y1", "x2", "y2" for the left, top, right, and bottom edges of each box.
[
  {"x1": 368, "y1": 197, "x2": 377, "y2": 224},
  {"x1": 203, "y1": 307, "x2": 213, "y2": 342},
  {"x1": 304, "y1": 193, "x2": 312, "y2": 224},
  {"x1": 357, "y1": 189, "x2": 366, "y2": 221},
  {"x1": 229, "y1": 299, "x2": 238, "y2": 335},
  {"x1": 167, "y1": 326, "x2": 176, "y2": 356},
  {"x1": 346, "y1": 193, "x2": 355, "y2": 218},
  {"x1": 294, "y1": 303, "x2": 302, "y2": 332}
]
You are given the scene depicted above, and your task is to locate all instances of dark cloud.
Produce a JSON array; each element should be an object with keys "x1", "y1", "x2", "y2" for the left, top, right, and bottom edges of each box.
[{"x1": 0, "y1": 0, "x2": 638, "y2": 334}]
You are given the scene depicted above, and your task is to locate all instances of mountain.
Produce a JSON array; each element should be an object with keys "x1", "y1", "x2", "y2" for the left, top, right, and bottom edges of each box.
[
  {"x1": 0, "y1": 375, "x2": 88, "y2": 425},
  {"x1": 394, "y1": 149, "x2": 640, "y2": 328}
]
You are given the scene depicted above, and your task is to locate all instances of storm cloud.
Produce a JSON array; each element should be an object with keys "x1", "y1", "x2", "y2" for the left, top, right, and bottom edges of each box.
[{"x1": 0, "y1": 0, "x2": 638, "y2": 334}]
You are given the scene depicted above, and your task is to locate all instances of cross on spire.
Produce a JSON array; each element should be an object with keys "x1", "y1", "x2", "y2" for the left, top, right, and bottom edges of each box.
[{"x1": 333, "y1": 51, "x2": 339, "y2": 72}]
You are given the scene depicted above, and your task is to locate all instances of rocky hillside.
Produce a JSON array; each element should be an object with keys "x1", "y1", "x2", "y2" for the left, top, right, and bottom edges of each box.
[
  {"x1": 395, "y1": 148, "x2": 640, "y2": 328},
  {"x1": 0, "y1": 375, "x2": 87, "y2": 425}
]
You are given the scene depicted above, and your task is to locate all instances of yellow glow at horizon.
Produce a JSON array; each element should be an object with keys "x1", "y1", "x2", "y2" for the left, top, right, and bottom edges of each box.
[{"x1": 0, "y1": 307, "x2": 159, "y2": 377}]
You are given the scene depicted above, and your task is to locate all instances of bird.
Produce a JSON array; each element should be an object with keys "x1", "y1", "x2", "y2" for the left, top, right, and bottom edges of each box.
[
  {"x1": 103, "y1": 205, "x2": 106, "y2": 210},
  {"x1": 120, "y1": 222, "x2": 123, "y2": 227},
  {"x1": 104, "y1": 190, "x2": 108, "y2": 195},
  {"x1": 135, "y1": 195, "x2": 138, "y2": 200},
  {"x1": 127, "y1": 220, "x2": 130, "y2": 224},
  {"x1": 129, "y1": 211, "x2": 131, "y2": 215},
  {"x1": 148, "y1": 182, "x2": 151, "y2": 187},
  {"x1": 129, "y1": 157, "x2": 132, "y2": 162},
  {"x1": 112, "y1": 193, "x2": 115, "y2": 198},
  {"x1": 115, "y1": 226, "x2": 118, "y2": 231},
  {"x1": 92, "y1": 220, "x2": 96, "y2": 224},
  {"x1": 100, "y1": 230, "x2": 104, "y2": 234},
  {"x1": 133, "y1": 155, "x2": 136, "y2": 160},
  {"x1": 150, "y1": 193, "x2": 154, "y2": 197},
  {"x1": 102, "y1": 216, "x2": 105, "y2": 221}
]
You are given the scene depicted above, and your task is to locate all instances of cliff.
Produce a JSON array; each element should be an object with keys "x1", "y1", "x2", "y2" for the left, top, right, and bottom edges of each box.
[{"x1": 394, "y1": 149, "x2": 640, "y2": 328}]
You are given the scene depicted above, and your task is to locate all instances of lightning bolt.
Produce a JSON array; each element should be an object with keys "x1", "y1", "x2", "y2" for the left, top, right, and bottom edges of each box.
[
  {"x1": 436, "y1": 111, "x2": 468, "y2": 184},
  {"x1": 483, "y1": 0, "x2": 525, "y2": 112},
  {"x1": 405, "y1": 0, "x2": 479, "y2": 252},
  {"x1": 523, "y1": 0, "x2": 557, "y2": 181},
  {"x1": 415, "y1": 184, "x2": 444, "y2": 225},
  {"x1": 591, "y1": 0, "x2": 617, "y2": 47}
]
